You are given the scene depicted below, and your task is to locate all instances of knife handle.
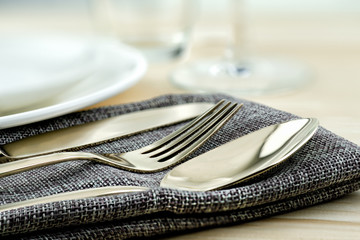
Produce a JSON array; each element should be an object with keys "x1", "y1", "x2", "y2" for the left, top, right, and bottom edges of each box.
[{"x1": 0, "y1": 186, "x2": 149, "y2": 214}]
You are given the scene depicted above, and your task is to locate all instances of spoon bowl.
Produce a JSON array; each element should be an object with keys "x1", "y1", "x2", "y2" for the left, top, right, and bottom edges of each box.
[{"x1": 161, "y1": 118, "x2": 319, "y2": 191}]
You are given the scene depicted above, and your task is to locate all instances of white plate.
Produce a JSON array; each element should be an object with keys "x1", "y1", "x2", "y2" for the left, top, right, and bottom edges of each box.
[
  {"x1": 0, "y1": 38, "x2": 147, "y2": 129},
  {"x1": 0, "y1": 34, "x2": 98, "y2": 113}
]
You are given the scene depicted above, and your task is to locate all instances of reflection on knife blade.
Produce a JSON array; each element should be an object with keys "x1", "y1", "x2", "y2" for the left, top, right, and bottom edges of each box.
[{"x1": 0, "y1": 103, "x2": 214, "y2": 158}]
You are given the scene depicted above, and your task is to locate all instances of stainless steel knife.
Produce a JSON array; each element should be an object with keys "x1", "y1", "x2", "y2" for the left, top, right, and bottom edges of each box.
[
  {"x1": 0, "y1": 103, "x2": 214, "y2": 158},
  {"x1": 0, "y1": 186, "x2": 150, "y2": 214}
]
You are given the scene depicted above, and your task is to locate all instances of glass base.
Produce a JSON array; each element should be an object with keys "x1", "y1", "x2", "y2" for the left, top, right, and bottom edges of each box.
[
  {"x1": 170, "y1": 57, "x2": 312, "y2": 96},
  {"x1": 121, "y1": 31, "x2": 189, "y2": 63}
]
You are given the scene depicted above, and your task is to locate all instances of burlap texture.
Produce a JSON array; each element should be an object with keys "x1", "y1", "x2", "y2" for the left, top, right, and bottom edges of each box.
[{"x1": 0, "y1": 94, "x2": 359, "y2": 239}]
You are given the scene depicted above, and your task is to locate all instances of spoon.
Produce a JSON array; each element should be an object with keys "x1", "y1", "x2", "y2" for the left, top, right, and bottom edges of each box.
[{"x1": 161, "y1": 118, "x2": 319, "y2": 191}]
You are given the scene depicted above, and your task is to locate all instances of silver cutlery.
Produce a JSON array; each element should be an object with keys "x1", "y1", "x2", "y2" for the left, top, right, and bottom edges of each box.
[
  {"x1": 161, "y1": 118, "x2": 319, "y2": 191},
  {"x1": 0, "y1": 102, "x2": 215, "y2": 159},
  {"x1": 0, "y1": 186, "x2": 149, "y2": 214},
  {"x1": 0, "y1": 100, "x2": 242, "y2": 176},
  {"x1": 0, "y1": 118, "x2": 319, "y2": 214}
]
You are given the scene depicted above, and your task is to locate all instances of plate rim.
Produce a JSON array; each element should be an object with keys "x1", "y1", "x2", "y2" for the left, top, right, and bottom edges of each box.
[{"x1": 0, "y1": 40, "x2": 147, "y2": 129}]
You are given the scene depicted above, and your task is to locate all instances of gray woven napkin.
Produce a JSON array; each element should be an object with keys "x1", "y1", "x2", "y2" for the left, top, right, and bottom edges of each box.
[{"x1": 1, "y1": 94, "x2": 359, "y2": 239}]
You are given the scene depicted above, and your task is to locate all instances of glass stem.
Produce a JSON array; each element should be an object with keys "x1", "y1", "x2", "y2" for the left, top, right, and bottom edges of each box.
[{"x1": 229, "y1": 0, "x2": 247, "y2": 63}]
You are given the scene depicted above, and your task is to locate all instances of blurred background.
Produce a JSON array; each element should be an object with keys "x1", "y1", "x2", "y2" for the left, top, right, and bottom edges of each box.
[
  {"x1": 1, "y1": 0, "x2": 359, "y2": 63},
  {"x1": 1, "y1": 0, "x2": 359, "y2": 79},
  {"x1": 0, "y1": 0, "x2": 359, "y2": 140}
]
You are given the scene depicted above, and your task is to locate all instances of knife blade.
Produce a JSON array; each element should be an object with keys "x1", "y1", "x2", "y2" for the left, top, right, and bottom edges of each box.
[{"x1": 0, "y1": 102, "x2": 214, "y2": 158}]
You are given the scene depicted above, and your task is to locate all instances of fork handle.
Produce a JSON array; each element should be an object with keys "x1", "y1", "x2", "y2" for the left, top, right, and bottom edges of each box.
[{"x1": 0, "y1": 152, "x2": 98, "y2": 178}]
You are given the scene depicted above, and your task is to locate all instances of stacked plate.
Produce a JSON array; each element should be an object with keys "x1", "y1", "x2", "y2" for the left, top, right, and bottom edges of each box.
[{"x1": 0, "y1": 34, "x2": 147, "y2": 129}]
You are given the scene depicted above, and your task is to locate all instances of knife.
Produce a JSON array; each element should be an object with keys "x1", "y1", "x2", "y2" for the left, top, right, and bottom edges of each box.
[
  {"x1": 0, "y1": 103, "x2": 214, "y2": 158},
  {"x1": 0, "y1": 118, "x2": 319, "y2": 214},
  {"x1": 0, "y1": 186, "x2": 150, "y2": 214}
]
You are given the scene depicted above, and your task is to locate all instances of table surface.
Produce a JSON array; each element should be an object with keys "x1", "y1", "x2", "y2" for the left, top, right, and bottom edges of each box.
[{"x1": 89, "y1": 12, "x2": 360, "y2": 240}]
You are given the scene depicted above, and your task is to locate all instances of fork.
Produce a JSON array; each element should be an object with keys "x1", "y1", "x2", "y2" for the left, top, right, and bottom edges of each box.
[{"x1": 0, "y1": 100, "x2": 242, "y2": 177}]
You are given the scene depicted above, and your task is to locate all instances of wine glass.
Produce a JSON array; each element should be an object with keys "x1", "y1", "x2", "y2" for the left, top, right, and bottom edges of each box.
[{"x1": 170, "y1": 0, "x2": 311, "y2": 96}]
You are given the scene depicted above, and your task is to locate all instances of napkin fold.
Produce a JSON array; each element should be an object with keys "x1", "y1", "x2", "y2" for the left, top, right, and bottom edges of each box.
[{"x1": 1, "y1": 94, "x2": 359, "y2": 239}]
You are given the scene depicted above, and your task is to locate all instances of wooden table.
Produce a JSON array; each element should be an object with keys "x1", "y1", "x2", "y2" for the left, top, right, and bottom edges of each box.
[{"x1": 90, "y1": 13, "x2": 360, "y2": 240}]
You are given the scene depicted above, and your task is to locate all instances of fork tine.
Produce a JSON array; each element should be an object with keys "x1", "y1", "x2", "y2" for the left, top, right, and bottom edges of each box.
[
  {"x1": 151, "y1": 102, "x2": 242, "y2": 163},
  {"x1": 146, "y1": 101, "x2": 239, "y2": 157},
  {"x1": 141, "y1": 99, "x2": 227, "y2": 153}
]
